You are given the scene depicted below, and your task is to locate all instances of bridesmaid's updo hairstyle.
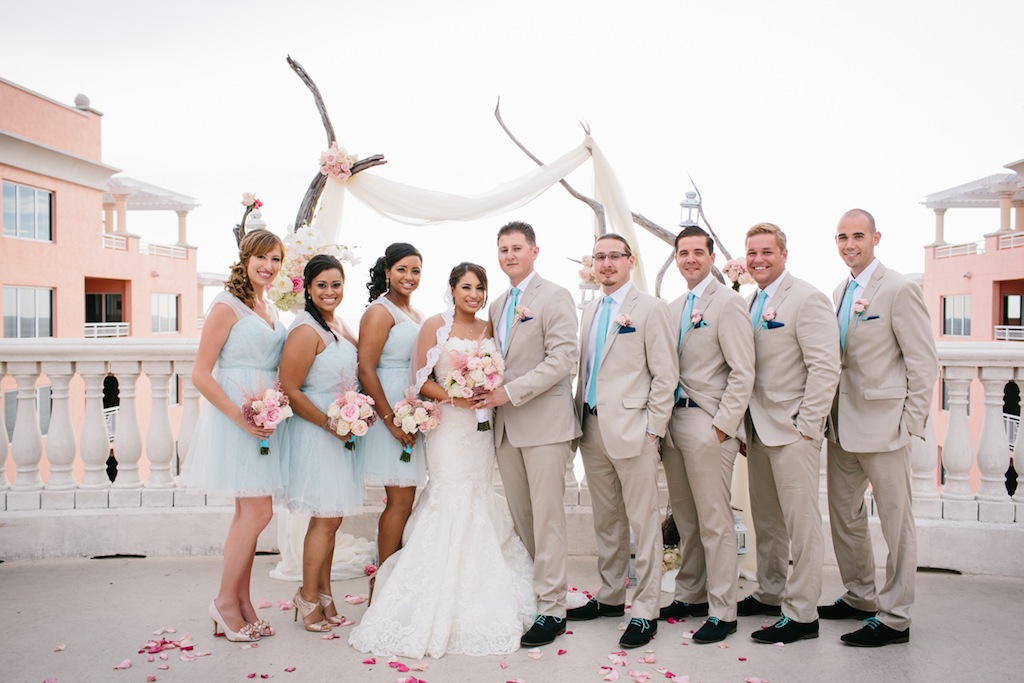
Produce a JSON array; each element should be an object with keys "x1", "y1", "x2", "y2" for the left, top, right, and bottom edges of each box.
[
  {"x1": 225, "y1": 229, "x2": 285, "y2": 310},
  {"x1": 448, "y1": 262, "x2": 489, "y2": 306},
  {"x1": 303, "y1": 253, "x2": 344, "y2": 341},
  {"x1": 367, "y1": 242, "x2": 422, "y2": 302}
]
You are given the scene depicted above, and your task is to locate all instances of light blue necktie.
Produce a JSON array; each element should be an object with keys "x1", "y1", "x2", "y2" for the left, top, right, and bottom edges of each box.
[
  {"x1": 675, "y1": 292, "x2": 696, "y2": 402},
  {"x1": 838, "y1": 279, "x2": 858, "y2": 352},
  {"x1": 586, "y1": 296, "x2": 613, "y2": 409},
  {"x1": 750, "y1": 290, "x2": 768, "y2": 329},
  {"x1": 502, "y1": 287, "x2": 520, "y2": 353}
]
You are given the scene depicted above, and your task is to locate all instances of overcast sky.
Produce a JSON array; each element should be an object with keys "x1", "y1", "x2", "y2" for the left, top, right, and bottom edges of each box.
[{"x1": 3, "y1": 0, "x2": 1022, "y2": 322}]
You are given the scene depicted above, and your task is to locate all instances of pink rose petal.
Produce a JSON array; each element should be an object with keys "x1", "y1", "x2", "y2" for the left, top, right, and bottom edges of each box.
[
  {"x1": 322, "y1": 632, "x2": 339, "y2": 640},
  {"x1": 284, "y1": 667, "x2": 296, "y2": 672},
  {"x1": 147, "y1": 655, "x2": 155, "y2": 663},
  {"x1": 566, "y1": 630, "x2": 574, "y2": 635},
  {"x1": 558, "y1": 649, "x2": 567, "y2": 655},
  {"x1": 147, "y1": 676, "x2": 157, "y2": 683},
  {"x1": 151, "y1": 627, "x2": 177, "y2": 635},
  {"x1": 113, "y1": 659, "x2": 132, "y2": 670},
  {"x1": 261, "y1": 675, "x2": 270, "y2": 680},
  {"x1": 278, "y1": 600, "x2": 294, "y2": 611},
  {"x1": 603, "y1": 671, "x2": 620, "y2": 682},
  {"x1": 500, "y1": 661, "x2": 509, "y2": 669},
  {"x1": 158, "y1": 665, "x2": 169, "y2": 671},
  {"x1": 409, "y1": 663, "x2": 429, "y2": 671},
  {"x1": 159, "y1": 653, "x2": 168, "y2": 661},
  {"x1": 738, "y1": 657, "x2": 747, "y2": 661},
  {"x1": 343, "y1": 594, "x2": 367, "y2": 605},
  {"x1": 362, "y1": 658, "x2": 376, "y2": 665},
  {"x1": 247, "y1": 675, "x2": 256, "y2": 680},
  {"x1": 745, "y1": 678, "x2": 769, "y2": 683},
  {"x1": 53, "y1": 644, "x2": 66, "y2": 652},
  {"x1": 256, "y1": 599, "x2": 273, "y2": 609},
  {"x1": 339, "y1": 618, "x2": 355, "y2": 626}
]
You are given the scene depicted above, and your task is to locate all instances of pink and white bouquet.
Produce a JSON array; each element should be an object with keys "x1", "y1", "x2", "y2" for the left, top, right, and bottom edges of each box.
[
  {"x1": 241, "y1": 380, "x2": 293, "y2": 455},
  {"x1": 319, "y1": 141, "x2": 359, "y2": 181},
  {"x1": 268, "y1": 224, "x2": 360, "y2": 312},
  {"x1": 442, "y1": 337, "x2": 505, "y2": 431},
  {"x1": 393, "y1": 390, "x2": 442, "y2": 461},
  {"x1": 577, "y1": 254, "x2": 598, "y2": 285},
  {"x1": 723, "y1": 259, "x2": 754, "y2": 291},
  {"x1": 326, "y1": 380, "x2": 377, "y2": 451}
]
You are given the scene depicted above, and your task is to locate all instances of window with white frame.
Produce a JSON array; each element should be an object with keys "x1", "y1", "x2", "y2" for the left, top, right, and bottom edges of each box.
[
  {"x1": 3, "y1": 286, "x2": 53, "y2": 338},
  {"x1": 151, "y1": 293, "x2": 179, "y2": 333},
  {"x1": 2, "y1": 181, "x2": 53, "y2": 241},
  {"x1": 942, "y1": 295, "x2": 971, "y2": 337}
]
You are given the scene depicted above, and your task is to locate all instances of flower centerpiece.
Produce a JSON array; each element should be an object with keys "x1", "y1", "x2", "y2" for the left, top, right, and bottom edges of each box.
[
  {"x1": 442, "y1": 337, "x2": 505, "y2": 431},
  {"x1": 326, "y1": 377, "x2": 377, "y2": 451},
  {"x1": 268, "y1": 223, "x2": 360, "y2": 313},
  {"x1": 393, "y1": 390, "x2": 442, "y2": 461},
  {"x1": 240, "y1": 380, "x2": 293, "y2": 455}
]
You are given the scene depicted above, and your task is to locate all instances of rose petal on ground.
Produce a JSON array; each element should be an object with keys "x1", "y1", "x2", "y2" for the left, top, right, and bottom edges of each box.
[
  {"x1": 261, "y1": 675, "x2": 270, "y2": 679},
  {"x1": 681, "y1": 630, "x2": 694, "y2": 639},
  {"x1": 557, "y1": 649, "x2": 567, "y2": 655},
  {"x1": 389, "y1": 661, "x2": 410, "y2": 672},
  {"x1": 113, "y1": 659, "x2": 132, "y2": 670},
  {"x1": 256, "y1": 599, "x2": 272, "y2": 609},
  {"x1": 44, "y1": 679, "x2": 57, "y2": 683},
  {"x1": 339, "y1": 618, "x2": 355, "y2": 626},
  {"x1": 627, "y1": 670, "x2": 651, "y2": 683},
  {"x1": 151, "y1": 627, "x2": 177, "y2": 635},
  {"x1": 147, "y1": 676, "x2": 157, "y2": 682},
  {"x1": 566, "y1": 630, "x2": 574, "y2": 635},
  {"x1": 718, "y1": 642, "x2": 729, "y2": 649},
  {"x1": 410, "y1": 663, "x2": 429, "y2": 671},
  {"x1": 239, "y1": 643, "x2": 258, "y2": 649},
  {"x1": 157, "y1": 665, "x2": 169, "y2": 671},
  {"x1": 500, "y1": 662, "x2": 509, "y2": 669},
  {"x1": 159, "y1": 653, "x2": 168, "y2": 661},
  {"x1": 278, "y1": 600, "x2": 294, "y2": 611},
  {"x1": 147, "y1": 655, "x2": 155, "y2": 663},
  {"x1": 343, "y1": 594, "x2": 367, "y2": 605},
  {"x1": 527, "y1": 647, "x2": 543, "y2": 660},
  {"x1": 247, "y1": 675, "x2": 256, "y2": 680},
  {"x1": 638, "y1": 654, "x2": 656, "y2": 664},
  {"x1": 603, "y1": 671, "x2": 620, "y2": 682},
  {"x1": 322, "y1": 632, "x2": 339, "y2": 640},
  {"x1": 745, "y1": 678, "x2": 769, "y2": 683},
  {"x1": 53, "y1": 644, "x2": 66, "y2": 652},
  {"x1": 362, "y1": 658, "x2": 376, "y2": 665},
  {"x1": 284, "y1": 667, "x2": 296, "y2": 672}
]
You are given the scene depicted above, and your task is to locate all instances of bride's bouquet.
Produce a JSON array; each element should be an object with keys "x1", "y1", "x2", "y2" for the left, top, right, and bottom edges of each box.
[
  {"x1": 442, "y1": 337, "x2": 505, "y2": 431},
  {"x1": 393, "y1": 389, "x2": 442, "y2": 462},
  {"x1": 326, "y1": 378, "x2": 377, "y2": 451},
  {"x1": 240, "y1": 380, "x2": 293, "y2": 455}
]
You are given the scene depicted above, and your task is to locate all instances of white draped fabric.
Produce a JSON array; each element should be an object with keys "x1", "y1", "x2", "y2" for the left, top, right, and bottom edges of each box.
[{"x1": 311, "y1": 135, "x2": 649, "y2": 291}]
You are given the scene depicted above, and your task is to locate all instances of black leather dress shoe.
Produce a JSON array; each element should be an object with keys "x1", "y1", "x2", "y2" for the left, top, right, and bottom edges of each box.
[
  {"x1": 566, "y1": 598, "x2": 625, "y2": 621},
  {"x1": 619, "y1": 617, "x2": 658, "y2": 648},
  {"x1": 841, "y1": 618, "x2": 909, "y2": 647},
  {"x1": 737, "y1": 595, "x2": 783, "y2": 617},
  {"x1": 520, "y1": 615, "x2": 565, "y2": 647},
  {"x1": 659, "y1": 600, "x2": 709, "y2": 620},
  {"x1": 750, "y1": 616, "x2": 819, "y2": 643},
  {"x1": 817, "y1": 598, "x2": 877, "y2": 620},
  {"x1": 692, "y1": 617, "x2": 737, "y2": 644}
]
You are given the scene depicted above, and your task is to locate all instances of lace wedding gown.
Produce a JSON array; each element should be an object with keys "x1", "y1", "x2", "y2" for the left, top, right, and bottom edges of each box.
[{"x1": 349, "y1": 337, "x2": 536, "y2": 659}]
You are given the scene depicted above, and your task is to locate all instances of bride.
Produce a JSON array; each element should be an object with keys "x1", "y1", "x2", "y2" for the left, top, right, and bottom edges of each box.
[{"x1": 348, "y1": 262, "x2": 536, "y2": 659}]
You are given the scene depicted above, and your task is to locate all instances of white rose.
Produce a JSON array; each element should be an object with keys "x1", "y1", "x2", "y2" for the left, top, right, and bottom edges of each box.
[{"x1": 401, "y1": 416, "x2": 417, "y2": 434}]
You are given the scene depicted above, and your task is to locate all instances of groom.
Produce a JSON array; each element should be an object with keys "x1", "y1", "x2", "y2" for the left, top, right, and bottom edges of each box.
[{"x1": 475, "y1": 220, "x2": 581, "y2": 647}]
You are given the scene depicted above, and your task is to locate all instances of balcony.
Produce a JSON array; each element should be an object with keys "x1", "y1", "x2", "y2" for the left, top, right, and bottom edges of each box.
[
  {"x1": 83, "y1": 322, "x2": 130, "y2": 338},
  {"x1": 141, "y1": 242, "x2": 188, "y2": 259},
  {"x1": 933, "y1": 240, "x2": 984, "y2": 258},
  {"x1": 998, "y1": 232, "x2": 1024, "y2": 249},
  {"x1": 995, "y1": 325, "x2": 1024, "y2": 341},
  {"x1": 101, "y1": 233, "x2": 127, "y2": 251},
  {"x1": 1, "y1": 339, "x2": 1022, "y2": 577}
]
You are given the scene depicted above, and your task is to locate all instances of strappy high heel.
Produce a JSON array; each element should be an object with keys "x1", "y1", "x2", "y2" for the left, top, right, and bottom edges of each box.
[
  {"x1": 293, "y1": 589, "x2": 331, "y2": 632},
  {"x1": 319, "y1": 592, "x2": 345, "y2": 626},
  {"x1": 209, "y1": 601, "x2": 260, "y2": 642},
  {"x1": 251, "y1": 618, "x2": 275, "y2": 637}
]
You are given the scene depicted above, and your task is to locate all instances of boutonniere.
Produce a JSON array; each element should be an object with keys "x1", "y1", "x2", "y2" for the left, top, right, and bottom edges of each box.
[
  {"x1": 513, "y1": 305, "x2": 533, "y2": 324},
  {"x1": 615, "y1": 312, "x2": 636, "y2": 333},
  {"x1": 853, "y1": 299, "x2": 869, "y2": 315},
  {"x1": 761, "y1": 307, "x2": 784, "y2": 330},
  {"x1": 690, "y1": 310, "x2": 707, "y2": 329}
]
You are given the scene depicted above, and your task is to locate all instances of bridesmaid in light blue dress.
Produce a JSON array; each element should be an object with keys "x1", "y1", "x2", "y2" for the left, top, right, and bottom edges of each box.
[
  {"x1": 179, "y1": 229, "x2": 286, "y2": 643},
  {"x1": 278, "y1": 254, "x2": 363, "y2": 633},
  {"x1": 357, "y1": 243, "x2": 426, "y2": 588}
]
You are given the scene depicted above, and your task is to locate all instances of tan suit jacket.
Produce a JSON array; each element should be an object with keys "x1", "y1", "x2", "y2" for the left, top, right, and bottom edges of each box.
[
  {"x1": 746, "y1": 272, "x2": 840, "y2": 446},
  {"x1": 574, "y1": 287, "x2": 677, "y2": 453},
  {"x1": 489, "y1": 274, "x2": 581, "y2": 447},
  {"x1": 669, "y1": 277, "x2": 755, "y2": 437},
  {"x1": 828, "y1": 261, "x2": 938, "y2": 452}
]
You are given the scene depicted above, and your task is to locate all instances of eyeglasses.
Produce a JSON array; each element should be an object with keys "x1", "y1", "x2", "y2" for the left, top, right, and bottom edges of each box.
[{"x1": 592, "y1": 252, "x2": 631, "y2": 262}]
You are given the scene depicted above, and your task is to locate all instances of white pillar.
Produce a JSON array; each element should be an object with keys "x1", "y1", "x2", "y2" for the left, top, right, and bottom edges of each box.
[
  {"x1": 76, "y1": 361, "x2": 111, "y2": 509},
  {"x1": 41, "y1": 362, "x2": 76, "y2": 510},
  {"x1": 1014, "y1": 200, "x2": 1024, "y2": 232},
  {"x1": 176, "y1": 210, "x2": 189, "y2": 246},
  {"x1": 114, "y1": 194, "x2": 128, "y2": 234},
  {"x1": 0, "y1": 362, "x2": 9, "y2": 493},
  {"x1": 911, "y1": 419, "x2": 942, "y2": 518},
  {"x1": 1011, "y1": 372, "x2": 1024, "y2": 521},
  {"x1": 173, "y1": 360, "x2": 205, "y2": 506},
  {"x1": 142, "y1": 360, "x2": 175, "y2": 507},
  {"x1": 975, "y1": 367, "x2": 1014, "y2": 522},
  {"x1": 933, "y1": 208, "x2": 947, "y2": 245},
  {"x1": 109, "y1": 361, "x2": 143, "y2": 507},
  {"x1": 8, "y1": 362, "x2": 43, "y2": 510},
  {"x1": 940, "y1": 367, "x2": 978, "y2": 520},
  {"x1": 999, "y1": 192, "x2": 1013, "y2": 232},
  {"x1": 103, "y1": 203, "x2": 114, "y2": 234}
]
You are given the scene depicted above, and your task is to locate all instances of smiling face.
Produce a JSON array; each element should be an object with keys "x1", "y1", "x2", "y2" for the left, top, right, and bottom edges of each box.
[
  {"x1": 386, "y1": 255, "x2": 422, "y2": 297},
  {"x1": 246, "y1": 246, "x2": 283, "y2": 290},
  {"x1": 745, "y1": 233, "x2": 787, "y2": 289},
  {"x1": 675, "y1": 235, "x2": 714, "y2": 289},
  {"x1": 307, "y1": 267, "x2": 344, "y2": 316},
  {"x1": 452, "y1": 270, "x2": 486, "y2": 315},
  {"x1": 593, "y1": 236, "x2": 634, "y2": 293},
  {"x1": 497, "y1": 231, "x2": 539, "y2": 286},
  {"x1": 835, "y1": 212, "x2": 880, "y2": 277}
]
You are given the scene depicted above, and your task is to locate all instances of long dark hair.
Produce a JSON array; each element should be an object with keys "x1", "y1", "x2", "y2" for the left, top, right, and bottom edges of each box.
[
  {"x1": 448, "y1": 262, "x2": 489, "y2": 306},
  {"x1": 304, "y1": 254, "x2": 344, "y2": 341},
  {"x1": 367, "y1": 242, "x2": 422, "y2": 302}
]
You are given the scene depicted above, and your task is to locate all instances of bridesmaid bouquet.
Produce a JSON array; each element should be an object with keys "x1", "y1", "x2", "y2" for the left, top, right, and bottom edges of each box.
[
  {"x1": 442, "y1": 338, "x2": 505, "y2": 431},
  {"x1": 241, "y1": 381, "x2": 293, "y2": 455},
  {"x1": 327, "y1": 383, "x2": 378, "y2": 451},
  {"x1": 393, "y1": 390, "x2": 441, "y2": 462}
]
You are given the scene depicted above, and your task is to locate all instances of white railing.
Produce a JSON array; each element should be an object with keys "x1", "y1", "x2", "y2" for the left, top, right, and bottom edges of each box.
[
  {"x1": 934, "y1": 241, "x2": 984, "y2": 258},
  {"x1": 195, "y1": 316, "x2": 205, "y2": 331},
  {"x1": 141, "y1": 243, "x2": 188, "y2": 259},
  {"x1": 102, "y1": 234, "x2": 127, "y2": 251},
  {"x1": 83, "y1": 322, "x2": 130, "y2": 338},
  {"x1": 1007, "y1": 414, "x2": 1020, "y2": 453},
  {"x1": 995, "y1": 325, "x2": 1024, "y2": 341},
  {"x1": 998, "y1": 232, "x2": 1024, "y2": 250}
]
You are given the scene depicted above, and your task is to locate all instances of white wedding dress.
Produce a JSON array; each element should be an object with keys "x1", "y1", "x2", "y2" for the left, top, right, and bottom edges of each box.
[{"x1": 349, "y1": 337, "x2": 536, "y2": 659}]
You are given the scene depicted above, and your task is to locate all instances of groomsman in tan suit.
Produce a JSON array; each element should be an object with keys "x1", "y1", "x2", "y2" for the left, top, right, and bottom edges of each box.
[
  {"x1": 739, "y1": 222, "x2": 840, "y2": 644},
  {"x1": 567, "y1": 233, "x2": 677, "y2": 649},
  {"x1": 820, "y1": 208, "x2": 937, "y2": 647},
  {"x1": 659, "y1": 226, "x2": 754, "y2": 644},
  {"x1": 475, "y1": 221, "x2": 580, "y2": 647}
]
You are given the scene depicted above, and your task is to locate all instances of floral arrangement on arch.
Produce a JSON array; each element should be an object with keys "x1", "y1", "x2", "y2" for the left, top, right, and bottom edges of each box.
[
  {"x1": 268, "y1": 224, "x2": 360, "y2": 313},
  {"x1": 319, "y1": 141, "x2": 359, "y2": 181},
  {"x1": 577, "y1": 254, "x2": 598, "y2": 286}
]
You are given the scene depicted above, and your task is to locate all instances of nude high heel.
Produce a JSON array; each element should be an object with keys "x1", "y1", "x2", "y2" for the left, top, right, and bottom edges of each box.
[
  {"x1": 293, "y1": 589, "x2": 332, "y2": 632},
  {"x1": 209, "y1": 601, "x2": 260, "y2": 642},
  {"x1": 319, "y1": 592, "x2": 345, "y2": 626}
]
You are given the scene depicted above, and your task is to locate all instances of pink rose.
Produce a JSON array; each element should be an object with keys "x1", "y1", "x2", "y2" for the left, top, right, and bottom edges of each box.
[
  {"x1": 690, "y1": 310, "x2": 703, "y2": 325},
  {"x1": 853, "y1": 299, "x2": 869, "y2": 314},
  {"x1": 339, "y1": 403, "x2": 360, "y2": 422},
  {"x1": 291, "y1": 276, "x2": 303, "y2": 293},
  {"x1": 762, "y1": 307, "x2": 776, "y2": 322},
  {"x1": 351, "y1": 420, "x2": 368, "y2": 437},
  {"x1": 262, "y1": 405, "x2": 283, "y2": 427},
  {"x1": 364, "y1": 563, "x2": 377, "y2": 576},
  {"x1": 616, "y1": 313, "x2": 632, "y2": 327}
]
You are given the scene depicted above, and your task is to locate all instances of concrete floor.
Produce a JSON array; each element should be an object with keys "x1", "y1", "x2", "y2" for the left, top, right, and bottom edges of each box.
[{"x1": 1, "y1": 554, "x2": 1021, "y2": 683}]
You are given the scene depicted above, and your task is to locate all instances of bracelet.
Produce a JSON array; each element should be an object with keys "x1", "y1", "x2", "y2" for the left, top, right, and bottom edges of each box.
[
  {"x1": 322, "y1": 417, "x2": 332, "y2": 431},
  {"x1": 381, "y1": 412, "x2": 394, "y2": 422}
]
